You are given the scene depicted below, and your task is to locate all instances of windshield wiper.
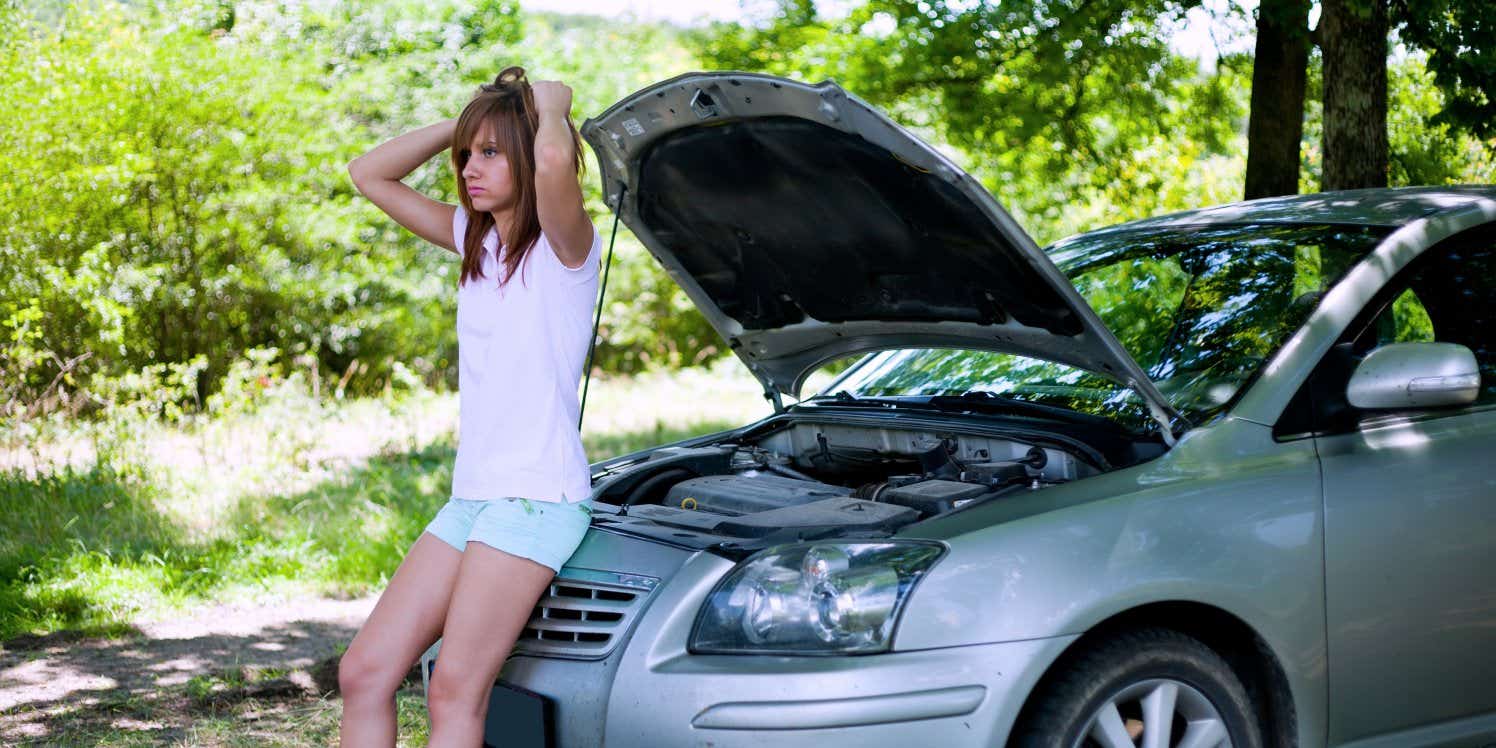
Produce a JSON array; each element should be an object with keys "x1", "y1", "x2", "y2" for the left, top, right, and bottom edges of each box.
[
  {"x1": 798, "y1": 391, "x2": 902, "y2": 408},
  {"x1": 923, "y1": 390, "x2": 1123, "y2": 429}
]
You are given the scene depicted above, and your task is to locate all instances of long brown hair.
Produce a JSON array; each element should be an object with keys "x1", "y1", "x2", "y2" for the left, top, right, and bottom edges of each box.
[{"x1": 451, "y1": 66, "x2": 584, "y2": 288}]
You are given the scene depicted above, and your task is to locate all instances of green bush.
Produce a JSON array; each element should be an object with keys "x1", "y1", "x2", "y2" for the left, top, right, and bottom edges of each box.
[{"x1": 0, "y1": 1, "x2": 726, "y2": 428}]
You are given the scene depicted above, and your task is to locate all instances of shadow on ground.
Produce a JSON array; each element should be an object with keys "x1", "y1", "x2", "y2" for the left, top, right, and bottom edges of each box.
[
  {"x1": 0, "y1": 417, "x2": 743, "y2": 744},
  {"x1": 0, "y1": 609, "x2": 370, "y2": 744}
]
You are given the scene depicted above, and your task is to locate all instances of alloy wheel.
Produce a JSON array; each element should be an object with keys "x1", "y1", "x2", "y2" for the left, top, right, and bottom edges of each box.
[{"x1": 1073, "y1": 677, "x2": 1231, "y2": 748}]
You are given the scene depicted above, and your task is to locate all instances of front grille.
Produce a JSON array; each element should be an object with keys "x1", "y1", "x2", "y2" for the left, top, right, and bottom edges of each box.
[{"x1": 514, "y1": 568, "x2": 659, "y2": 659}]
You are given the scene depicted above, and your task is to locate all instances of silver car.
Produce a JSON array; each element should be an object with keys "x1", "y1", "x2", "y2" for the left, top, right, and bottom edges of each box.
[{"x1": 421, "y1": 72, "x2": 1496, "y2": 747}]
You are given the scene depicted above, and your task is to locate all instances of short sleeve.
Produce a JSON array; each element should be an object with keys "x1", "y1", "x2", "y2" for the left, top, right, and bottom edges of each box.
[{"x1": 541, "y1": 222, "x2": 602, "y2": 284}]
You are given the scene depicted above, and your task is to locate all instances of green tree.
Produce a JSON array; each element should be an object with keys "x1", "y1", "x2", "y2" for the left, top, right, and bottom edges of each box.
[
  {"x1": 697, "y1": 0, "x2": 1493, "y2": 210},
  {"x1": 1243, "y1": 0, "x2": 1494, "y2": 192},
  {"x1": 1320, "y1": 0, "x2": 1390, "y2": 189},
  {"x1": 1244, "y1": 0, "x2": 1311, "y2": 198},
  {"x1": 1395, "y1": 0, "x2": 1496, "y2": 138},
  {"x1": 695, "y1": 0, "x2": 1250, "y2": 239},
  {"x1": 0, "y1": 0, "x2": 527, "y2": 414},
  {"x1": 0, "y1": 0, "x2": 734, "y2": 425}
]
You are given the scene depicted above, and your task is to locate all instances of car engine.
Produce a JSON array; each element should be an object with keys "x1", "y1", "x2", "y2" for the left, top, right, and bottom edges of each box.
[{"x1": 588, "y1": 420, "x2": 1102, "y2": 545}]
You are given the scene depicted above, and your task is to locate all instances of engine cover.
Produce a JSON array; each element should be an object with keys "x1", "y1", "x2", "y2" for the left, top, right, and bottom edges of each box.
[{"x1": 664, "y1": 473, "x2": 853, "y2": 515}]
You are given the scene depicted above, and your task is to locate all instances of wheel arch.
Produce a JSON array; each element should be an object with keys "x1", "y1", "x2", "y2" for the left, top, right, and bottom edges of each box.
[{"x1": 1011, "y1": 600, "x2": 1298, "y2": 746}]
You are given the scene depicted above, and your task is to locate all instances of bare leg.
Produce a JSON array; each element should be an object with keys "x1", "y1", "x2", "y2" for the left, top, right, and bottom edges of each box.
[
  {"x1": 425, "y1": 542, "x2": 557, "y2": 748},
  {"x1": 338, "y1": 532, "x2": 464, "y2": 747}
]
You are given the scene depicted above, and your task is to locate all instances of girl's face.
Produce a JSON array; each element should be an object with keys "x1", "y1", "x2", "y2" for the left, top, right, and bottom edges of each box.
[{"x1": 461, "y1": 124, "x2": 516, "y2": 213}]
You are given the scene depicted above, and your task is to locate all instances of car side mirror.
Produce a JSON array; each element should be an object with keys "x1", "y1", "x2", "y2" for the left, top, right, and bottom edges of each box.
[{"x1": 1346, "y1": 342, "x2": 1481, "y2": 410}]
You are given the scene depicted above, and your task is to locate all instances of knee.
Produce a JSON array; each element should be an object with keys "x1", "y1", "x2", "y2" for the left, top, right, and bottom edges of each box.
[
  {"x1": 426, "y1": 667, "x2": 488, "y2": 723},
  {"x1": 337, "y1": 646, "x2": 400, "y2": 703}
]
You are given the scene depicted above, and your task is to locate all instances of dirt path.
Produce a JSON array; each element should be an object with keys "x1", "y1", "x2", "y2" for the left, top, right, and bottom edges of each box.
[{"x1": 0, "y1": 595, "x2": 384, "y2": 745}]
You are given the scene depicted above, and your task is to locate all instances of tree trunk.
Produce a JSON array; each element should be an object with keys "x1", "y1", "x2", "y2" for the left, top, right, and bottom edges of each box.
[
  {"x1": 1320, "y1": 0, "x2": 1389, "y2": 191},
  {"x1": 1244, "y1": 0, "x2": 1311, "y2": 200}
]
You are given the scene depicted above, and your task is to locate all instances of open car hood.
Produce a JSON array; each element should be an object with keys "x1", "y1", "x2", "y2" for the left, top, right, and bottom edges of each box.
[{"x1": 581, "y1": 72, "x2": 1181, "y2": 437}]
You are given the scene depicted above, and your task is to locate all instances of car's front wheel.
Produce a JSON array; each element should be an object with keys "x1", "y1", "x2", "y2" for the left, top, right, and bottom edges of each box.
[{"x1": 1010, "y1": 627, "x2": 1263, "y2": 748}]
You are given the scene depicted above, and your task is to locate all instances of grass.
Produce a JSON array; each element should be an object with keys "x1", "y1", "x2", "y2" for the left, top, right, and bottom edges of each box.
[
  {"x1": 11, "y1": 681, "x2": 432, "y2": 747},
  {"x1": 0, "y1": 360, "x2": 828, "y2": 745},
  {"x1": 167, "y1": 689, "x2": 432, "y2": 747},
  {"x1": 0, "y1": 359, "x2": 773, "y2": 642}
]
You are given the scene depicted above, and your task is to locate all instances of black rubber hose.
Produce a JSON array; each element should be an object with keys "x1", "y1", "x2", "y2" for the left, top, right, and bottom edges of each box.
[{"x1": 619, "y1": 467, "x2": 696, "y2": 515}]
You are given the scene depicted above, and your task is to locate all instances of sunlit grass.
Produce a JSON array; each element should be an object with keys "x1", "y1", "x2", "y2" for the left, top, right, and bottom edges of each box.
[
  {"x1": 12, "y1": 684, "x2": 431, "y2": 747},
  {"x1": 0, "y1": 362, "x2": 776, "y2": 641}
]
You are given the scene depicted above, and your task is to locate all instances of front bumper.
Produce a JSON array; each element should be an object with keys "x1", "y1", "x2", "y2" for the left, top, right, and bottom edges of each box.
[
  {"x1": 423, "y1": 527, "x2": 1076, "y2": 747},
  {"x1": 605, "y1": 635, "x2": 1076, "y2": 747}
]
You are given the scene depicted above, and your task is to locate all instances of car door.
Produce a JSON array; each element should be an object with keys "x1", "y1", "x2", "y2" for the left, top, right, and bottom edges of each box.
[{"x1": 1305, "y1": 227, "x2": 1496, "y2": 744}]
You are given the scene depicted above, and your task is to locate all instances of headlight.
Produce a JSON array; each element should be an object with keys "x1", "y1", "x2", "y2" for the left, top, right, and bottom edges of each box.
[{"x1": 690, "y1": 541, "x2": 945, "y2": 655}]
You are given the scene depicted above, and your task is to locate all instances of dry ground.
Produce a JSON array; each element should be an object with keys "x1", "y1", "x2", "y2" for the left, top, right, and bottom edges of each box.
[{"x1": 0, "y1": 593, "x2": 397, "y2": 746}]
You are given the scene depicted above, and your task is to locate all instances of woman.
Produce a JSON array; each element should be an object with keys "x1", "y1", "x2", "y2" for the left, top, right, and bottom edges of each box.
[{"x1": 338, "y1": 66, "x2": 601, "y2": 747}]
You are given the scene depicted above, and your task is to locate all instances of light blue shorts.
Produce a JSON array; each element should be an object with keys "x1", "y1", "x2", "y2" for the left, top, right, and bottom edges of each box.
[{"x1": 423, "y1": 495, "x2": 594, "y2": 574}]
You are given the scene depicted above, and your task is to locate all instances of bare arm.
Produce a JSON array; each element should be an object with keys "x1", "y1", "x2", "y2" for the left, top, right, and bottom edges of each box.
[
  {"x1": 530, "y1": 82, "x2": 593, "y2": 268},
  {"x1": 347, "y1": 119, "x2": 459, "y2": 255}
]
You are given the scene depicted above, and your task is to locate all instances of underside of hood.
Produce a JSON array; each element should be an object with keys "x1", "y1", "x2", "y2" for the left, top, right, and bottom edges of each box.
[{"x1": 581, "y1": 72, "x2": 1180, "y2": 436}]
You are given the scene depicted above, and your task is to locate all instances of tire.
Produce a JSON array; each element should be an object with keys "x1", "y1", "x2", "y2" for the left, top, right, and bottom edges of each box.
[{"x1": 1010, "y1": 627, "x2": 1264, "y2": 748}]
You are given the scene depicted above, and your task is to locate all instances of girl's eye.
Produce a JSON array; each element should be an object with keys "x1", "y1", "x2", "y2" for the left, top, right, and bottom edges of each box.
[{"x1": 482, "y1": 148, "x2": 498, "y2": 157}]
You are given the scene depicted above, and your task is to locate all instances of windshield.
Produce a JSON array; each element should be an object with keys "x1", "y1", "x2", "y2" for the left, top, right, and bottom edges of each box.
[{"x1": 812, "y1": 223, "x2": 1393, "y2": 431}]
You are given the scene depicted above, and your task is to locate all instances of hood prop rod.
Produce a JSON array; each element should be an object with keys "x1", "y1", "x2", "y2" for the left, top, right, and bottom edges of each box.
[
  {"x1": 578, "y1": 184, "x2": 626, "y2": 431},
  {"x1": 764, "y1": 382, "x2": 784, "y2": 413}
]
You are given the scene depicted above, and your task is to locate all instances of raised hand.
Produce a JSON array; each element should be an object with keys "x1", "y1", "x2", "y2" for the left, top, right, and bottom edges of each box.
[{"x1": 531, "y1": 80, "x2": 573, "y2": 120}]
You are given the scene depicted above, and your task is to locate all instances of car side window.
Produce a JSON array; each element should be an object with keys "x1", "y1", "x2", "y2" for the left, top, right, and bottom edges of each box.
[
  {"x1": 1370, "y1": 289, "x2": 1436, "y2": 347},
  {"x1": 1276, "y1": 225, "x2": 1496, "y2": 437}
]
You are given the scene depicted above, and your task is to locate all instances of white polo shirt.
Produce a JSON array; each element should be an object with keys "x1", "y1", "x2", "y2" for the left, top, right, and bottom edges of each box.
[{"x1": 449, "y1": 205, "x2": 601, "y2": 504}]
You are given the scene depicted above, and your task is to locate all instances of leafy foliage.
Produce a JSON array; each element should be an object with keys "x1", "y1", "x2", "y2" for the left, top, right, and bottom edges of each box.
[
  {"x1": 0, "y1": 0, "x2": 1489, "y2": 432},
  {"x1": 1394, "y1": 0, "x2": 1496, "y2": 138},
  {"x1": 693, "y1": 0, "x2": 1250, "y2": 240},
  {"x1": 0, "y1": 1, "x2": 459, "y2": 416},
  {"x1": 692, "y1": 0, "x2": 1493, "y2": 240},
  {"x1": 0, "y1": 1, "x2": 721, "y2": 428}
]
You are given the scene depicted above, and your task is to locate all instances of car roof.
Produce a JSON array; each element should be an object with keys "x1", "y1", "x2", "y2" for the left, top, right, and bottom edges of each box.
[{"x1": 1058, "y1": 186, "x2": 1496, "y2": 244}]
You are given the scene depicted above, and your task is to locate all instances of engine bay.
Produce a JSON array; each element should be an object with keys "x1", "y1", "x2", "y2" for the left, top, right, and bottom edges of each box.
[{"x1": 587, "y1": 418, "x2": 1114, "y2": 550}]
